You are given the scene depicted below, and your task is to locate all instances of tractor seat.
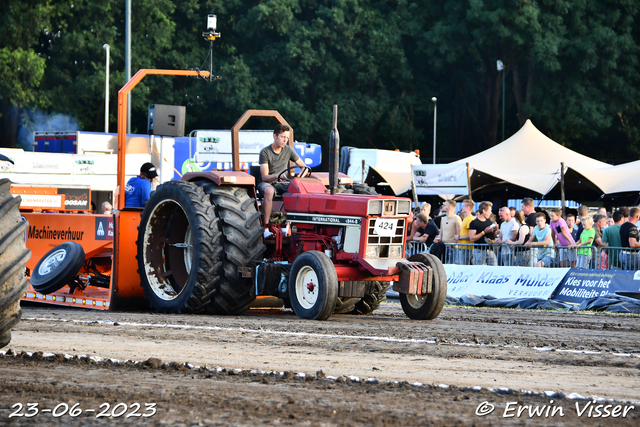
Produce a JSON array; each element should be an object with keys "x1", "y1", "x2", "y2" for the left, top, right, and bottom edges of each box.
[{"x1": 250, "y1": 165, "x2": 288, "y2": 198}]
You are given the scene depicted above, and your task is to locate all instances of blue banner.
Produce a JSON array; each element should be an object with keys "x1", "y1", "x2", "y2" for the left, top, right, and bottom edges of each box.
[{"x1": 552, "y1": 269, "x2": 640, "y2": 304}]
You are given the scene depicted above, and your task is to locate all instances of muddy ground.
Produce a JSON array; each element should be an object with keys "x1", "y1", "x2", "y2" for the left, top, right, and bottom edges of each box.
[{"x1": 1, "y1": 301, "x2": 639, "y2": 426}]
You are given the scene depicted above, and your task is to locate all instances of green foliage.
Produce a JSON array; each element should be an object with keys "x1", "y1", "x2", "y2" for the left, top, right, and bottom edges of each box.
[
  {"x1": 0, "y1": 0, "x2": 638, "y2": 163},
  {"x1": 0, "y1": 48, "x2": 46, "y2": 108}
]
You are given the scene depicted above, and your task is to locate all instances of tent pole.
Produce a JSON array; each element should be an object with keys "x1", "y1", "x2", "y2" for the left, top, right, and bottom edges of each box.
[
  {"x1": 466, "y1": 162, "x2": 472, "y2": 199},
  {"x1": 560, "y1": 162, "x2": 566, "y2": 217},
  {"x1": 410, "y1": 174, "x2": 419, "y2": 207}
]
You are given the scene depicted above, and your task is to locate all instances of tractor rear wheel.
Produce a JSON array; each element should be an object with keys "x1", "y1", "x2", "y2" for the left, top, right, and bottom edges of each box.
[
  {"x1": 137, "y1": 181, "x2": 223, "y2": 314},
  {"x1": 399, "y1": 253, "x2": 447, "y2": 320},
  {"x1": 350, "y1": 281, "x2": 392, "y2": 315},
  {"x1": 289, "y1": 251, "x2": 338, "y2": 320},
  {"x1": 333, "y1": 296, "x2": 360, "y2": 314},
  {"x1": 201, "y1": 185, "x2": 266, "y2": 315},
  {"x1": 0, "y1": 179, "x2": 31, "y2": 348},
  {"x1": 351, "y1": 183, "x2": 377, "y2": 195}
]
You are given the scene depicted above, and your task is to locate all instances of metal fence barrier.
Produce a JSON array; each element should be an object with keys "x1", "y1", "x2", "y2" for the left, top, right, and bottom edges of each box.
[{"x1": 404, "y1": 241, "x2": 640, "y2": 271}]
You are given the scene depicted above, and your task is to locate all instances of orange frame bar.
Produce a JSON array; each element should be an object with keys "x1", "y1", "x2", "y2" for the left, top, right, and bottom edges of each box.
[
  {"x1": 113, "y1": 69, "x2": 210, "y2": 302},
  {"x1": 116, "y1": 69, "x2": 209, "y2": 208}
]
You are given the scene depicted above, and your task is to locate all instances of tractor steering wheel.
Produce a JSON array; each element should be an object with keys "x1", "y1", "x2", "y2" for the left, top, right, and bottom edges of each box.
[{"x1": 277, "y1": 166, "x2": 311, "y2": 182}]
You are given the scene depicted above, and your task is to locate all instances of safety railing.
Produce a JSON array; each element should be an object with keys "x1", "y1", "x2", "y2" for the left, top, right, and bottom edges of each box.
[
  {"x1": 405, "y1": 241, "x2": 429, "y2": 258},
  {"x1": 404, "y1": 241, "x2": 640, "y2": 271}
]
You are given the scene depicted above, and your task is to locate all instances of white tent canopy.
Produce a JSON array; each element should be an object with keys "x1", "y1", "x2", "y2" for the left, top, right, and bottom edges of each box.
[
  {"x1": 452, "y1": 120, "x2": 611, "y2": 196},
  {"x1": 570, "y1": 160, "x2": 640, "y2": 195}
]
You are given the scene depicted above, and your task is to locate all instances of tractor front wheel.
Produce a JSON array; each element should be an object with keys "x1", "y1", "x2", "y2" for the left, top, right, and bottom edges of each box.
[
  {"x1": 399, "y1": 253, "x2": 447, "y2": 320},
  {"x1": 289, "y1": 251, "x2": 338, "y2": 320}
]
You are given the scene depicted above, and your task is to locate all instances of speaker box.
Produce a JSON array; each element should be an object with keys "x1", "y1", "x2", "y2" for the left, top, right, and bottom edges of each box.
[{"x1": 147, "y1": 104, "x2": 186, "y2": 137}]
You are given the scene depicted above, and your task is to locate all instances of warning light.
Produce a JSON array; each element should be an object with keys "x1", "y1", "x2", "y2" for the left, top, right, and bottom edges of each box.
[
  {"x1": 52, "y1": 296, "x2": 56, "y2": 301},
  {"x1": 72, "y1": 298, "x2": 77, "y2": 303},
  {"x1": 92, "y1": 300, "x2": 96, "y2": 306},
  {"x1": 82, "y1": 299, "x2": 86, "y2": 305}
]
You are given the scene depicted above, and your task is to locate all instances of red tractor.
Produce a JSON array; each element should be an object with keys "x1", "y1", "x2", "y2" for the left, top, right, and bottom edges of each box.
[{"x1": 137, "y1": 108, "x2": 446, "y2": 320}]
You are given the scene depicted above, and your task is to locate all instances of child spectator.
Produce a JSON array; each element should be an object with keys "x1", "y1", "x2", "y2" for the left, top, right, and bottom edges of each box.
[
  {"x1": 524, "y1": 212, "x2": 553, "y2": 267},
  {"x1": 571, "y1": 216, "x2": 595, "y2": 269},
  {"x1": 549, "y1": 209, "x2": 575, "y2": 267},
  {"x1": 566, "y1": 213, "x2": 579, "y2": 242}
]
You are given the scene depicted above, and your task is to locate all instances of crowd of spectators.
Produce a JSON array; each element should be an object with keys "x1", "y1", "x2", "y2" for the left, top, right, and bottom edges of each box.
[{"x1": 405, "y1": 197, "x2": 640, "y2": 270}]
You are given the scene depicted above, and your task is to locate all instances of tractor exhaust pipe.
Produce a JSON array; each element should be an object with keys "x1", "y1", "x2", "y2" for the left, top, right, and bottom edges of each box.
[{"x1": 329, "y1": 105, "x2": 339, "y2": 195}]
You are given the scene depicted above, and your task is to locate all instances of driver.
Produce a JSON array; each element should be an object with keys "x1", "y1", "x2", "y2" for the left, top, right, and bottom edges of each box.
[{"x1": 258, "y1": 124, "x2": 307, "y2": 231}]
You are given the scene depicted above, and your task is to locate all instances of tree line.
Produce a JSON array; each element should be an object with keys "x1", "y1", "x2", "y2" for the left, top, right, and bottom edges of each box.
[{"x1": 1, "y1": 0, "x2": 639, "y2": 163}]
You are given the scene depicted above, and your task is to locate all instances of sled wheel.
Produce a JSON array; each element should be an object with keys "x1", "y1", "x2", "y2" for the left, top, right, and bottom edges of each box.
[
  {"x1": 289, "y1": 251, "x2": 338, "y2": 320},
  {"x1": 30, "y1": 242, "x2": 85, "y2": 294},
  {"x1": 399, "y1": 252, "x2": 447, "y2": 320}
]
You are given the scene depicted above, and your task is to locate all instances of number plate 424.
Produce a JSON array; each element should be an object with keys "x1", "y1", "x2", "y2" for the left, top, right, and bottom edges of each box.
[{"x1": 373, "y1": 218, "x2": 398, "y2": 236}]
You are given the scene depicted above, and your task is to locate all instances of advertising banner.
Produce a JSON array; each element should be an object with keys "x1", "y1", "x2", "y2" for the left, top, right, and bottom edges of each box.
[
  {"x1": 195, "y1": 130, "x2": 272, "y2": 163},
  {"x1": 552, "y1": 269, "x2": 640, "y2": 304},
  {"x1": 412, "y1": 164, "x2": 468, "y2": 195},
  {"x1": 444, "y1": 264, "x2": 569, "y2": 299}
]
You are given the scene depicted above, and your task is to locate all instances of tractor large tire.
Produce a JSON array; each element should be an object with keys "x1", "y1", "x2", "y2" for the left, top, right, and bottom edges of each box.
[
  {"x1": 351, "y1": 183, "x2": 377, "y2": 195},
  {"x1": 0, "y1": 179, "x2": 31, "y2": 348},
  {"x1": 137, "y1": 181, "x2": 223, "y2": 314},
  {"x1": 333, "y1": 296, "x2": 360, "y2": 314},
  {"x1": 350, "y1": 281, "x2": 392, "y2": 315},
  {"x1": 201, "y1": 185, "x2": 266, "y2": 315},
  {"x1": 399, "y1": 252, "x2": 447, "y2": 320}
]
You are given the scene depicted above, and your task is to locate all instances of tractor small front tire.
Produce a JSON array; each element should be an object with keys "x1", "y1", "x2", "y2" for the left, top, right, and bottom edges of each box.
[
  {"x1": 0, "y1": 179, "x2": 31, "y2": 348},
  {"x1": 289, "y1": 251, "x2": 338, "y2": 320},
  {"x1": 399, "y1": 253, "x2": 447, "y2": 320},
  {"x1": 137, "y1": 181, "x2": 223, "y2": 314},
  {"x1": 30, "y1": 242, "x2": 85, "y2": 294}
]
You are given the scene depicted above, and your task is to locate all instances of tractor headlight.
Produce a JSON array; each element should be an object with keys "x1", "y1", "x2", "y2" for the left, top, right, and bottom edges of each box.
[
  {"x1": 365, "y1": 245, "x2": 380, "y2": 258},
  {"x1": 368, "y1": 200, "x2": 382, "y2": 216},
  {"x1": 397, "y1": 200, "x2": 411, "y2": 215},
  {"x1": 389, "y1": 245, "x2": 403, "y2": 258}
]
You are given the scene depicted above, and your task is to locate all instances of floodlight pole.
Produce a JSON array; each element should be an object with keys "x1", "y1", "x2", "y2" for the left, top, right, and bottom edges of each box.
[
  {"x1": 431, "y1": 97, "x2": 437, "y2": 164},
  {"x1": 103, "y1": 44, "x2": 110, "y2": 133},
  {"x1": 497, "y1": 60, "x2": 505, "y2": 141},
  {"x1": 202, "y1": 14, "x2": 221, "y2": 81},
  {"x1": 125, "y1": 0, "x2": 131, "y2": 134}
]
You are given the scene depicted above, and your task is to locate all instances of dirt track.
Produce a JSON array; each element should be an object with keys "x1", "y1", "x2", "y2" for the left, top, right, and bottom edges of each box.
[{"x1": 1, "y1": 302, "x2": 639, "y2": 425}]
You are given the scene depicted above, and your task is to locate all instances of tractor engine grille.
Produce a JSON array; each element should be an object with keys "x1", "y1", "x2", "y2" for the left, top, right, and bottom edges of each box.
[{"x1": 365, "y1": 218, "x2": 406, "y2": 259}]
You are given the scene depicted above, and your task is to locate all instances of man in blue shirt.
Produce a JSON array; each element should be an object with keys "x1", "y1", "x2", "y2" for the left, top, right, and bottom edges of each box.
[{"x1": 125, "y1": 162, "x2": 158, "y2": 207}]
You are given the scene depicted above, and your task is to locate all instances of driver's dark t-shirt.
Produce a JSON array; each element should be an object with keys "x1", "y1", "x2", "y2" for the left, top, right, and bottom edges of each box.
[{"x1": 258, "y1": 145, "x2": 300, "y2": 177}]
